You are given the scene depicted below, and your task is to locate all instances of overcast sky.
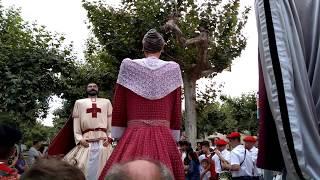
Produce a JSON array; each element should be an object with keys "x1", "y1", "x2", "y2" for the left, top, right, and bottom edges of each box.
[{"x1": 2, "y1": 0, "x2": 258, "y2": 126}]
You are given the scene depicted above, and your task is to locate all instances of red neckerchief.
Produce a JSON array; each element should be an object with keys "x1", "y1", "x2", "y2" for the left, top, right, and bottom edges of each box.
[{"x1": 204, "y1": 155, "x2": 217, "y2": 180}]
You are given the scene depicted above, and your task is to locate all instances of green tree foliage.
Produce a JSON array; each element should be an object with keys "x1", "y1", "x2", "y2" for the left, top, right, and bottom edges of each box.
[
  {"x1": 0, "y1": 5, "x2": 75, "y2": 124},
  {"x1": 82, "y1": 0, "x2": 250, "y2": 144},
  {"x1": 0, "y1": 3, "x2": 117, "y2": 144},
  {"x1": 0, "y1": 112, "x2": 53, "y2": 147},
  {"x1": 220, "y1": 93, "x2": 258, "y2": 134},
  {"x1": 0, "y1": 4, "x2": 80, "y2": 145},
  {"x1": 196, "y1": 90, "x2": 258, "y2": 137},
  {"x1": 196, "y1": 81, "x2": 225, "y2": 138}
]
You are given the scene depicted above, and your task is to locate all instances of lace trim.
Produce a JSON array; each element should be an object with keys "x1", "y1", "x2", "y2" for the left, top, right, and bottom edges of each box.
[{"x1": 117, "y1": 57, "x2": 183, "y2": 100}]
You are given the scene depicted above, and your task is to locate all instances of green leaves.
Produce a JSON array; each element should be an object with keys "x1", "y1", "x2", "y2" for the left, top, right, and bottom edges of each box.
[
  {"x1": 196, "y1": 91, "x2": 258, "y2": 137},
  {"x1": 0, "y1": 3, "x2": 118, "y2": 145},
  {"x1": 83, "y1": 0, "x2": 249, "y2": 79},
  {"x1": 0, "y1": 5, "x2": 76, "y2": 124}
]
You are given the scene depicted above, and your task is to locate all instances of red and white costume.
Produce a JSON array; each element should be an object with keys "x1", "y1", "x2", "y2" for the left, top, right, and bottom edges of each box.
[{"x1": 99, "y1": 57, "x2": 184, "y2": 180}]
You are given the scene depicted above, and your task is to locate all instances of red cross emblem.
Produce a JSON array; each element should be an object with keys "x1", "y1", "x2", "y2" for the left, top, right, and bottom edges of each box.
[{"x1": 86, "y1": 103, "x2": 101, "y2": 118}]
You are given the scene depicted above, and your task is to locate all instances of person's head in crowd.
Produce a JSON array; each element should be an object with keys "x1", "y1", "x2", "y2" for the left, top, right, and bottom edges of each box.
[
  {"x1": 186, "y1": 141, "x2": 192, "y2": 149},
  {"x1": 187, "y1": 150, "x2": 199, "y2": 164},
  {"x1": 0, "y1": 124, "x2": 22, "y2": 161},
  {"x1": 200, "y1": 159, "x2": 210, "y2": 170},
  {"x1": 21, "y1": 159, "x2": 85, "y2": 180},
  {"x1": 227, "y1": 132, "x2": 241, "y2": 148},
  {"x1": 201, "y1": 141, "x2": 210, "y2": 154},
  {"x1": 196, "y1": 142, "x2": 202, "y2": 150},
  {"x1": 243, "y1": 136, "x2": 257, "y2": 150},
  {"x1": 32, "y1": 141, "x2": 42, "y2": 150},
  {"x1": 105, "y1": 159, "x2": 174, "y2": 180},
  {"x1": 210, "y1": 137, "x2": 220, "y2": 147},
  {"x1": 38, "y1": 145, "x2": 45, "y2": 154},
  {"x1": 216, "y1": 139, "x2": 229, "y2": 152},
  {"x1": 183, "y1": 147, "x2": 193, "y2": 165},
  {"x1": 178, "y1": 140, "x2": 189, "y2": 152}
]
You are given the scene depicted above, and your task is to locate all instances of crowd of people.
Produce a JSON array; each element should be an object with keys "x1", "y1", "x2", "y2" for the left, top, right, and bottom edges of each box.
[
  {"x1": 179, "y1": 133, "x2": 262, "y2": 180},
  {"x1": 0, "y1": 123, "x2": 262, "y2": 180}
]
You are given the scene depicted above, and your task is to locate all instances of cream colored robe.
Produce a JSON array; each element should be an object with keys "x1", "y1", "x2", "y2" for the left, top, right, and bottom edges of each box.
[{"x1": 64, "y1": 98, "x2": 113, "y2": 180}]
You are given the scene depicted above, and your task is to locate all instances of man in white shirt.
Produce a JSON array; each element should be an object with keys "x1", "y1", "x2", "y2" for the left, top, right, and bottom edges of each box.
[
  {"x1": 244, "y1": 136, "x2": 262, "y2": 180},
  {"x1": 198, "y1": 141, "x2": 213, "y2": 163},
  {"x1": 212, "y1": 139, "x2": 231, "y2": 175},
  {"x1": 27, "y1": 140, "x2": 42, "y2": 166},
  {"x1": 226, "y1": 132, "x2": 254, "y2": 180}
]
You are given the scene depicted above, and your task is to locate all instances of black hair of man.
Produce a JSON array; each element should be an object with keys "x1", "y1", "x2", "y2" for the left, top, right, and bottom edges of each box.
[
  {"x1": 201, "y1": 141, "x2": 210, "y2": 148},
  {"x1": 0, "y1": 124, "x2": 22, "y2": 160},
  {"x1": 21, "y1": 159, "x2": 85, "y2": 180}
]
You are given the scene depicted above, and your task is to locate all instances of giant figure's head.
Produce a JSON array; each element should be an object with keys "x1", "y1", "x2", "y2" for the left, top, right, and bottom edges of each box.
[
  {"x1": 86, "y1": 83, "x2": 99, "y2": 97},
  {"x1": 142, "y1": 29, "x2": 165, "y2": 54}
]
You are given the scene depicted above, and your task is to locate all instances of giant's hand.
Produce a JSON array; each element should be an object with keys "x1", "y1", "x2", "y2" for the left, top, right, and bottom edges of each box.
[
  {"x1": 103, "y1": 137, "x2": 113, "y2": 147},
  {"x1": 79, "y1": 139, "x2": 89, "y2": 148}
]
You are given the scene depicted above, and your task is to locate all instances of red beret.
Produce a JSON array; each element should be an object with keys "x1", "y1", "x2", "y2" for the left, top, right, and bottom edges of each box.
[
  {"x1": 243, "y1": 136, "x2": 257, "y2": 142},
  {"x1": 227, "y1": 132, "x2": 241, "y2": 139},
  {"x1": 216, "y1": 139, "x2": 228, "y2": 146}
]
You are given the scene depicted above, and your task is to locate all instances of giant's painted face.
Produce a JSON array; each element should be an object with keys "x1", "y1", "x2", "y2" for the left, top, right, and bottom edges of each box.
[{"x1": 86, "y1": 83, "x2": 99, "y2": 96}]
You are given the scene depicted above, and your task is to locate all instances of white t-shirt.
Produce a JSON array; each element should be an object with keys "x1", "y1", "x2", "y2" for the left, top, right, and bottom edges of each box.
[
  {"x1": 199, "y1": 154, "x2": 207, "y2": 163},
  {"x1": 27, "y1": 147, "x2": 40, "y2": 166},
  {"x1": 230, "y1": 144, "x2": 254, "y2": 177},
  {"x1": 249, "y1": 146, "x2": 262, "y2": 176},
  {"x1": 199, "y1": 153, "x2": 212, "y2": 179},
  {"x1": 212, "y1": 149, "x2": 231, "y2": 173},
  {"x1": 181, "y1": 151, "x2": 186, "y2": 162},
  {"x1": 200, "y1": 170, "x2": 211, "y2": 180}
]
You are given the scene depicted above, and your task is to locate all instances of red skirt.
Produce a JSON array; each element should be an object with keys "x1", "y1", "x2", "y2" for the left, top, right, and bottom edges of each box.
[{"x1": 98, "y1": 125, "x2": 184, "y2": 180}]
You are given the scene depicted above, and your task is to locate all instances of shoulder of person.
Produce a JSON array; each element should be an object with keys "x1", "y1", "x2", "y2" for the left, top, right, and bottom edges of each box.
[
  {"x1": 120, "y1": 58, "x2": 134, "y2": 68},
  {"x1": 211, "y1": 154, "x2": 218, "y2": 160},
  {"x1": 223, "y1": 149, "x2": 231, "y2": 155},
  {"x1": 231, "y1": 145, "x2": 243, "y2": 154},
  {"x1": 122, "y1": 58, "x2": 180, "y2": 68},
  {"x1": 162, "y1": 60, "x2": 181, "y2": 70},
  {"x1": 75, "y1": 99, "x2": 87, "y2": 104},
  {"x1": 99, "y1": 98, "x2": 111, "y2": 104}
]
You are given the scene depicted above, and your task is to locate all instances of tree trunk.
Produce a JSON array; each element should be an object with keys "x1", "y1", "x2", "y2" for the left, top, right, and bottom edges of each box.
[{"x1": 183, "y1": 75, "x2": 197, "y2": 148}]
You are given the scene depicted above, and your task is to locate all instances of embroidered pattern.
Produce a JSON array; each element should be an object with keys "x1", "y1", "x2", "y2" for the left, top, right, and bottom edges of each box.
[
  {"x1": 128, "y1": 120, "x2": 170, "y2": 127},
  {"x1": 117, "y1": 57, "x2": 183, "y2": 100}
]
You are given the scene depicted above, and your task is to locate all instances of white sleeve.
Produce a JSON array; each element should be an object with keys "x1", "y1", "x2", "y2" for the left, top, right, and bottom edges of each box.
[
  {"x1": 107, "y1": 100, "x2": 113, "y2": 138},
  {"x1": 32, "y1": 149, "x2": 39, "y2": 158},
  {"x1": 212, "y1": 155, "x2": 219, "y2": 171},
  {"x1": 252, "y1": 149, "x2": 258, "y2": 162},
  {"x1": 199, "y1": 154, "x2": 205, "y2": 162}
]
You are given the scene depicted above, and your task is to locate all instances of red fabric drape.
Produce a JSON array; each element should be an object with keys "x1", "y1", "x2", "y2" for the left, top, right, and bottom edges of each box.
[
  {"x1": 47, "y1": 116, "x2": 76, "y2": 157},
  {"x1": 257, "y1": 56, "x2": 284, "y2": 171}
]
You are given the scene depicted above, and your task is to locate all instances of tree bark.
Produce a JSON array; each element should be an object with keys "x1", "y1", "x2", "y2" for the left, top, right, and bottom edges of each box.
[
  {"x1": 183, "y1": 75, "x2": 197, "y2": 147},
  {"x1": 162, "y1": 16, "x2": 211, "y2": 148}
]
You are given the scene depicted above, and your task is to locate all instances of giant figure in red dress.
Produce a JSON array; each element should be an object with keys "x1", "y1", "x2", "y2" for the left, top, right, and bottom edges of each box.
[{"x1": 99, "y1": 29, "x2": 185, "y2": 180}]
